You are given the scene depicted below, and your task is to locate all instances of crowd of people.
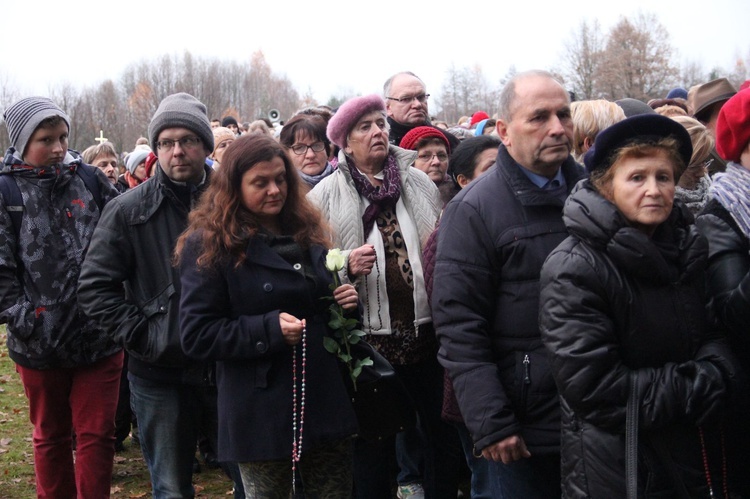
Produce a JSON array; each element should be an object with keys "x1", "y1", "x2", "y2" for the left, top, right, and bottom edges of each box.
[{"x1": 1, "y1": 69, "x2": 749, "y2": 499}]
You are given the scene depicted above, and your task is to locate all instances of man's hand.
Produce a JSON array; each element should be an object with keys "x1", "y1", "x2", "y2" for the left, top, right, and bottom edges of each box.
[{"x1": 481, "y1": 434, "x2": 531, "y2": 464}]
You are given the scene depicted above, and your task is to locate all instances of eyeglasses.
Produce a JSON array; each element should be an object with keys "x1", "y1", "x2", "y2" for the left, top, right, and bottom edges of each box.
[
  {"x1": 417, "y1": 152, "x2": 448, "y2": 162},
  {"x1": 386, "y1": 94, "x2": 430, "y2": 104},
  {"x1": 689, "y1": 158, "x2": 714, "y2": 170},
  {"x1": 156, "y1": 136, "x2": 202, "y2": 151},
  {"x1": 290, "y1": 142, "x2": 325, "y2": 155}
]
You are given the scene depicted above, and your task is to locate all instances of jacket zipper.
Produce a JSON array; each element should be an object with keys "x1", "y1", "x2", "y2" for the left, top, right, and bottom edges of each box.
[{"x1": 520, "y1": 354, "x2": 531, "y2": 419}]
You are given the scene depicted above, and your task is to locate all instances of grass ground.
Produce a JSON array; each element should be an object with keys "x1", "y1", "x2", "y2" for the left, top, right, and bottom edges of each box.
[{"x1": 0, "y1": 326, "x2": 236, "y2": 498}]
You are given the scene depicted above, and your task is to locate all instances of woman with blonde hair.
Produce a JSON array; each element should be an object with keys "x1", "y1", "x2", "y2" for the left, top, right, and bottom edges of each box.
[{"x1": 570, "y1": 99, "x2": 626, "y2": 162}]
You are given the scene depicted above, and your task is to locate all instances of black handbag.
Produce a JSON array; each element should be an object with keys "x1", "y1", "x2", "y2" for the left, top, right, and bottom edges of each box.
[{"x1": 341, "y1": 340, "x2": 417, "y2": 442}]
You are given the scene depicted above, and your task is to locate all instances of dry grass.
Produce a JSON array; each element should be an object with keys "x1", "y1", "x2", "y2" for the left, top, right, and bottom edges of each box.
[{"x1": 0, "y1": 326, "x2": 237, "y2": 498}]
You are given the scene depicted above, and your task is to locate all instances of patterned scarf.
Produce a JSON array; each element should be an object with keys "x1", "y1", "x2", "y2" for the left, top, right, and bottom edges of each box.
[
  {"x1": 675, "y1": 175, "x2": 710, "y2": 216},
  {"x1": 710, "y1": 162, "x2": 750, "y2": 239},
  {"x1": 298, "y1": 162, "x2": 334, "y2": 187},
  {"x1": 348, "y1": 153, "x2": 402, "y2": 236}
]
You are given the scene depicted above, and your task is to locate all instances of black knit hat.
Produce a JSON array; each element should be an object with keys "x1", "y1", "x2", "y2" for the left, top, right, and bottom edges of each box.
[
  {"x1": 148, "y1": 93, "x2": 214, "y2": 153},
  {"x1": 221, "y1": 116, "x2": 239, "y2": 128},
  {"x1": 584, "y1": 114, "x2": 692, "y2": 174}
]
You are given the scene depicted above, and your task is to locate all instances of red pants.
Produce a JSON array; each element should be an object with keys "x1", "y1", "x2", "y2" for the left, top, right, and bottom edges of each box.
[{"x1": 17, "y1": 351, "x2": 124, "y2": 499}]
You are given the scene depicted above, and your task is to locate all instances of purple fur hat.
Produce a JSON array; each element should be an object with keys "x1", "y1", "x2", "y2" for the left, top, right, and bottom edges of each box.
[{"x1": 327, "y1": 94, "x2": 386, "y2": 149}]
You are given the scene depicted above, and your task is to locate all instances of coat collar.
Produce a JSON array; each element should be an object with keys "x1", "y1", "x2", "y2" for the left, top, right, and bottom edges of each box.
[{"x1": 497, "y1": 144, "x2": 584, "y2": 207}]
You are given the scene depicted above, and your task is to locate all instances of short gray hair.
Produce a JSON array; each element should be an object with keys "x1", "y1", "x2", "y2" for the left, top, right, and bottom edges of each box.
[
  {"x1": 383, "y1": 71, "x2": 425, "y2": 98},
  {"x1": 498, "y1": 70, "x2": 565, "y2": 122}
]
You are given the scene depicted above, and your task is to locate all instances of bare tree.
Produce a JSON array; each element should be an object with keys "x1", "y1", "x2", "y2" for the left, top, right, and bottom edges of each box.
[
  {"x1": 437, "y1": 64, "x2": 498, "y2": 124},
  {"x1": 596, "y1": 13, "x2": 679, "y2": 101},
  {"x1": 0, "y1": 72, "x2": 21, "y2": 152},
  {"x1": 679, "y1": 59, "x2": 708, "y2": 90},
  {"x1": 561, "y1": 19, "x2": 604, "y2": 100}
]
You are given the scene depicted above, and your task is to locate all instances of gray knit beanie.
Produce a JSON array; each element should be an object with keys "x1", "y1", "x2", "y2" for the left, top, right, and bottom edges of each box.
[
  {"x1": 125, "y1": 147, "x2": 151, "y2": 174},
  {"x1": 3, "y1": 97, "x2": 71, "y2": 156},
  {"x1": 148, "y1": 93, "x2": 214, "y2": 153}
]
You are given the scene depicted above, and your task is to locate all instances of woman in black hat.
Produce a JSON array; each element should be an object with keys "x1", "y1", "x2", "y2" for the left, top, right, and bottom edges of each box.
[{"x1": 539, "y1": 114, "x2": 737, "y2": 498}]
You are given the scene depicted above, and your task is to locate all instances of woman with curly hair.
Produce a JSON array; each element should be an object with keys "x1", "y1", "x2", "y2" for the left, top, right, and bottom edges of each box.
[{"x1": 174, "y1": 134, "x2": 359, "y2": 497}]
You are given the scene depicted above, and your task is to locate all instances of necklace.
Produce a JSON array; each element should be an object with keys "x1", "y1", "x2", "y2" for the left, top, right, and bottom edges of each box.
[
  {"x1": 698, "y1": 425, "x2": 728, "y2": 499},
  {"x1": 291, "y1": 327, "x2": 307, "y2": 494}
]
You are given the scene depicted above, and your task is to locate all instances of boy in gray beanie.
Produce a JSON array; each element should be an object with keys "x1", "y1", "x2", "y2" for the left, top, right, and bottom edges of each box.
[
  {"x1": 79, "y1": 92, "x2": 245, "y2": 498},
  {"x1": 1, "y1": 96, "x2": 122, "y2": 497},
  {"x1": 3, "y1": 96, "x2": 71, "y2": 161}
]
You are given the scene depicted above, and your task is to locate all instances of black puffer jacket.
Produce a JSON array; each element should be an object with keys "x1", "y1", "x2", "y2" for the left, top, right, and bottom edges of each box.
[
  {"x1": 433, "y1": 144, "x2": 585, "y2": 453},
  {"x1": 540, "y1": 180, "x2": 735, "y2": 498}
]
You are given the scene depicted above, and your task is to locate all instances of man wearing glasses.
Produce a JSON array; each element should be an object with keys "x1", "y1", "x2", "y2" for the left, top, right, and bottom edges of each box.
[
  {"x1": 79, "y1": 93, "x2": 219, "y2": 498},
  {"x1": 385, "y1": 72, "x2": 460, "y2": 154}
]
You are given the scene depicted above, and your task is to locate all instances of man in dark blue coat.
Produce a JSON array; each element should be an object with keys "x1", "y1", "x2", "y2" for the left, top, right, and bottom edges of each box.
[{"x1": 433, "y1": 70, "x2": 585, "y2": 498}]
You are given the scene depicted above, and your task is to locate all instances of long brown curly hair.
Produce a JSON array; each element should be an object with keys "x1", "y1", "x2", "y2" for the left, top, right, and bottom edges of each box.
[{"x1": 174, "y1": 134, "x2": 332, "y2": 270}]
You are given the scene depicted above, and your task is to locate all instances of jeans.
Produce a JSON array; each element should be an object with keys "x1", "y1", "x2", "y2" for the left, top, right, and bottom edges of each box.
[
  {"x1": 489, "y1": 453, "x2": 560, "y2": 499},
  {"x1": 17, "y1": 351, "x2": 123, "y2": 499},
  {"x1": 454, "y1": 423, "x2": 494, "y2": 499},
  {"x1": 129, "y1": 373, "x2": 203, "y2": 499}
]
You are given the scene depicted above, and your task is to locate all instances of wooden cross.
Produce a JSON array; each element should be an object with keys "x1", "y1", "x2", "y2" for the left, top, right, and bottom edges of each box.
[{"x1": 95, "y1": 130, "x2": 107, "y2": 144}]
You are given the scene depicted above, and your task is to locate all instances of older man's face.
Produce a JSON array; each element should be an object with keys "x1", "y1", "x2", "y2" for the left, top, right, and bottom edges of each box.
[
  {"x1": 497, "y1": 76, "x2": 573, "y2": 178},
  {"x1": 385, "y1": 74, "x2": 429, "y2": 126}
]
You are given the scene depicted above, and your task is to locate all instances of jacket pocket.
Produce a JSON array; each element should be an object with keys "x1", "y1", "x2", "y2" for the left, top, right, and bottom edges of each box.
[
  {"x1": 137, "y1": 283, "x2": 176, "y2": 362},
  {"x1": 7, "y1": 300, "x2": 66, "y2": 343},
  {"x1": 514, "y1": 349, "x2": 558, "y2": 421}
]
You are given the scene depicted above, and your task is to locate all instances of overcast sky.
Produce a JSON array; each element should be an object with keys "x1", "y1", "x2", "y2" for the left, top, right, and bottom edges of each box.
[{"x1": 2, "y1": 0, "x2": 748, "y2": 107}]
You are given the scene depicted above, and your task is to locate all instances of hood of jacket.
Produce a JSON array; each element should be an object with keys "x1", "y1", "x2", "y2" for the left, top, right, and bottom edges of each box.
[{"x1": 563, "y1": 179, "x2": 707, "y2": 285}]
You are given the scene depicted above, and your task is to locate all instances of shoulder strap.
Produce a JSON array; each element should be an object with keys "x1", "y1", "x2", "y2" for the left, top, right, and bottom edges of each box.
[
  {"x1": 626, "y1": 371, "x2": 639, "y2": 499},
  {"x1": 0, "y1": 174, "x2": 23, "y2": 235},
  {"x1": 74, "y1": 163, "x2": 104, "y2": 211}
]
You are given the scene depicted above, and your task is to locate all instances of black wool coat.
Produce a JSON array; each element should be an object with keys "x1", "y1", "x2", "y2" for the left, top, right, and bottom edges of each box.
[{"x1": 179, "y1": 234, "x2": 358, "y2": 462}]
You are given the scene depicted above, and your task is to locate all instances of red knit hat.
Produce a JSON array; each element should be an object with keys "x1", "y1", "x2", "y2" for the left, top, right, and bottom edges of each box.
[
  {"x1": 470, "y1": 111, "x2": 490, "y2": 126},
  {"x1": 399, "y1": 126, "x2": 451, "y2": 153},
  {"x1": 716, "y1": 88, "x2": 750, "y2": 163},
  {"x1": 144, "y1": 151, "x2": 158, "y2": 178}
]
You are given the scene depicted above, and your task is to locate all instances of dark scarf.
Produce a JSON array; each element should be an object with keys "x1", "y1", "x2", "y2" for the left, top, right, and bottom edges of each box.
[
  {"x1": 348, "y1": 153, "x2": 402, "y2": 236},
  {"x1": 387, "y1": 117, "x2": 415, "y2": 145}
]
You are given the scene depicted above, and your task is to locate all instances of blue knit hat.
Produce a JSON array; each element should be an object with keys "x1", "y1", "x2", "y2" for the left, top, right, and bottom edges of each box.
[
  {"x1": 3, "y1": 97, "x2": 70, "y2": 156},
  {"x1": 666, "y1": 87, "x2": 688, "y2": 100}
]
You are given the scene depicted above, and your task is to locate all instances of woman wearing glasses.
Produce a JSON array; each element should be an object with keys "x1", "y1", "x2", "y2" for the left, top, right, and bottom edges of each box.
[
  {"x1": 400, "y1": 126, "x2": 454, "y2": 206},
  {"x1": 280, "y1": 114, "x2": 335, "y2": 189}
]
